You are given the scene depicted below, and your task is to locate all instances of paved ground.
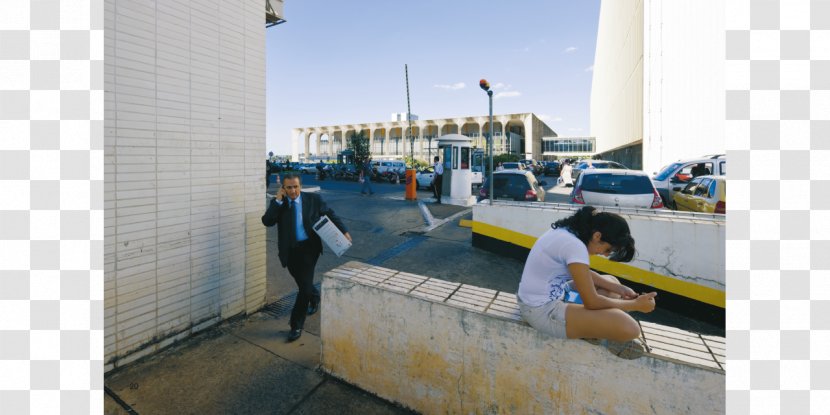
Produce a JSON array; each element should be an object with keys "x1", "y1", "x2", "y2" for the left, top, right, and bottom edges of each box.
[{"x1": 104, "y1": 174, "x2": 720, "y2": 414}]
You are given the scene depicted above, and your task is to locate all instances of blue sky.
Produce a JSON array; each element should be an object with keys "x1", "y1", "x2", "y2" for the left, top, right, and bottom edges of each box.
[{"x1": 265, "y1": 0, "x2": 601, "y2": 156}]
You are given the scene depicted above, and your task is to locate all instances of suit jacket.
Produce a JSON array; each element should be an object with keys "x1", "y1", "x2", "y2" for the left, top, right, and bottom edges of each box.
[{"x1": 261, "y1": 192, "x2": 348, "y2": 268}]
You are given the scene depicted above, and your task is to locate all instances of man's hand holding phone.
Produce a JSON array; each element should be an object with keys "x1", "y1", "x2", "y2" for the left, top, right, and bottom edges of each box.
[{"x1": 276, "y1": 186, "x2": 286, "y2": 202}]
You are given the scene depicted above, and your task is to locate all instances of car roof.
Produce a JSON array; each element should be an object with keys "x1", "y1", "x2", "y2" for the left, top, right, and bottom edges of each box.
[
  {"x1": 579, "y1": 168, "x2": 647, "y2": 176},
  {"x1": 493, "y1": 170, "x2": 534, "y2": 176},
  {"x1": 673, "y1": 156, "x2": 728, "y2": 164}
]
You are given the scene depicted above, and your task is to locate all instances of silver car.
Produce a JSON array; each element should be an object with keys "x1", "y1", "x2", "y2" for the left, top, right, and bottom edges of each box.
[{"x1": 570, "y1": 169, "x2": 664, "y2": 209}]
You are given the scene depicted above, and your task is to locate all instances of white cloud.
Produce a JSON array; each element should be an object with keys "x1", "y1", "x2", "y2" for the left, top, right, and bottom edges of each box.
[
  {"x1": 563, "y1": 46, "x2": 578, "y2": 53},
  {"x1": 494, "y1": 91, "x2": 521, "y2": 100},
  {"x1": 584, "y1": 65, "x2": 594, "y2": 72},
  {"x1": 434, "y1": 82, "x2": 466, "y2": 90},
  {"x1": 491, "y1": 82, "x2": 508, "y2": 90}
]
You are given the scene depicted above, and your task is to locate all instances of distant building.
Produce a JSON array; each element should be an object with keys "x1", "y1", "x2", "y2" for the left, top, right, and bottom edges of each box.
[
  {"x1": 391, "y1": 112, "x2": 419, "y2": 122},
  {"x1": 292, "y1": 112, "x2": 556, "y2": 162},
  {"x1": 590, "y1": 0, "x2": 724, "y2": 172}
]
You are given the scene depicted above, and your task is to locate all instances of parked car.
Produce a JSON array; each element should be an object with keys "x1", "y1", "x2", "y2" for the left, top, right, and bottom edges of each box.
[
  {"x1": 672, "y1": 175, "x2": 726, "y2": 214},
  {"x1": 571, "y1": 160, "x2": 629, "y2": 182},
  {"x1": 570, "y1": 169, "x2": 664, "y2": 209},
  {"x1": 471, "y1": 165, "x2": 484, "y2": 187},
  {"x1": 415, "y1": 166, "x2": 435, "y2": 190},
  {"x1": 478, "y1": 170, "x2": 547, "y2": 202},
  {"x1": 498, "y1": 162, "x2": 527, "y2": 171},
  {"x1": 543, "y1": 161, "x2": 561, "y2": 177},
  {"x1": 300, "y1": 163, "x2": 317, "y2": 174},
  {"x1": 651, "y1": 155, "x2": 726, "y2": 209},
  {"x1": 519, "y1": 159, "x2": 543, "y2": 176}
]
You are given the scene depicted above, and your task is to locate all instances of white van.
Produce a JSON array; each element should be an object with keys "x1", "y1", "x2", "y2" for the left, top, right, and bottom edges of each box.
[
  {"x1": 651, "y1": 154, "x2": 726, "y2": 209},
  {"x1": 374, "y1": 160, "x2": 406, "y2": 174}
]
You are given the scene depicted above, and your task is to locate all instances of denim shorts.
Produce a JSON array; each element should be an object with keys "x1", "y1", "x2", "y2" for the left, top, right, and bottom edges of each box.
[{"x1": 517, "y1": 295, "x2": 569, "y2": 339}]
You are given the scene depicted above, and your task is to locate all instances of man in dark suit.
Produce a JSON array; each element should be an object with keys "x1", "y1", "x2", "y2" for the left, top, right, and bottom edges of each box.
[{"x1": 261, "y1": 173, "x2": 351, "y2": 341}]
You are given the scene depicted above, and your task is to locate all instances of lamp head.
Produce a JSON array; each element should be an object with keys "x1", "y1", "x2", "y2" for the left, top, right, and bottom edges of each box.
[{"x1": 479, "y1": 79, "x2": 490, "y2": 91}]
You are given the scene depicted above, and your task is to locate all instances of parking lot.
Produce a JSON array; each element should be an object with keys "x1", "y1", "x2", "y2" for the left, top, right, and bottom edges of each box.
[{"x1": 265, "y1": 172, "x2": 723, "y2": 337}]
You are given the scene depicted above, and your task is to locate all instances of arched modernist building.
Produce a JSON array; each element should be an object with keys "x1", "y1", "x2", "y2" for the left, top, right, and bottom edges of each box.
[
  {"x1": 291, "y1": 112, "x2": 557, "y2": 162},
  {"x1": 590, "y1": 0, "x2": 724, "y2": 172}
]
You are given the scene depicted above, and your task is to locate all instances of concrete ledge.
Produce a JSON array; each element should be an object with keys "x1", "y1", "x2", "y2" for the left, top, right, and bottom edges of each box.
[{"x1": 321, "y1": 261, "x2": 724, "y2": 414}]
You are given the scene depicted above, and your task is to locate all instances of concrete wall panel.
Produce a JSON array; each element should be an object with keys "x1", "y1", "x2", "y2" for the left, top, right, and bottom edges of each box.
[
  {"x1": 473, "y1": 203, "x2": 725, "y2": 295},
  {"x1": 322, "y1": 266, "x2": 724, "y2": 415},
  {"x1": 104, "y1": 0, "x2": 267, "y2": 370}
]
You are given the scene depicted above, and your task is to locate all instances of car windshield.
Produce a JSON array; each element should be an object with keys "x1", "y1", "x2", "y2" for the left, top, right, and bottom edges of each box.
[
  {"x1": 654, "y1": 162, "x2": 684, "y2": 181},
  {"x1": 492, "y1": 175, "x2": 530, "y2": 193},
  {"x1": 580, "y1": 174, "x2": 655, "y2": 195}
]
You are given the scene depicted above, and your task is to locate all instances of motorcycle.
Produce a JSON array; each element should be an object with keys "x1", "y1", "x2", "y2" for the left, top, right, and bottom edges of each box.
[
  {"x1": 315, "y1": 164, "x2": 331, "y2": 180},
  {"x1": 333, "y1": 165, "x2": 359, "y2": 181},
  {"x1": 382, "y1": 167, "x2": 405, "y2": 184}
]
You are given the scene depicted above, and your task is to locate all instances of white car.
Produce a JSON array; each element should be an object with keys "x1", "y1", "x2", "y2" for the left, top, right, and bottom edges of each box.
[
  {"x1": 651, "y1": 154, "x2": 726, "y2": 208},
  {"x1": 415, "y1": 166, "x2": 435, "y2": 190},
  {"x1": 570, "y1": 169, "x2": 664, "y2": 209}
]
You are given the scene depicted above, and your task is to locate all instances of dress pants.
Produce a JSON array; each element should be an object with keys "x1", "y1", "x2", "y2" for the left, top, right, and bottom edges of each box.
[
  {"x1": 286, "y1": 240, "x2": 320, "y2": 330},
  {"x1": 433, "y1": 174, "x2": 443, "y2": 202}
]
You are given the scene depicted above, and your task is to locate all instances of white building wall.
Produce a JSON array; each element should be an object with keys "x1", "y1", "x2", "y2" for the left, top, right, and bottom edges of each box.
[
  {"x1": 104, "y1": 0, "x2": 267, "y2": 370},
  {"x1": 590, "y1": 0, "x2": 644, "y2": 155},
  {"x1": 642, "y1": 0, "x2": 725, "y2": 174},
  {"x1": 591, "y1": 0, "x2": 725, "y2": 174}
]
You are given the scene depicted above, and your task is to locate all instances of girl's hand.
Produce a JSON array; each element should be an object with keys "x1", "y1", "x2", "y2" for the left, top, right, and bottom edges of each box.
[
  {"x1": 619, "y1": 285, "x2": 637, "y2": 300},
  {"x1": 633, "y1": 292, "x2": 657, "y2": 313}
]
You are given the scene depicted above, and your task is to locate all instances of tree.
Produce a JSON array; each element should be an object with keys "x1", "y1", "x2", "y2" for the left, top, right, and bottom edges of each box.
[{"x1": 348, "y1": 131, "x2": 371, "y2": 165}]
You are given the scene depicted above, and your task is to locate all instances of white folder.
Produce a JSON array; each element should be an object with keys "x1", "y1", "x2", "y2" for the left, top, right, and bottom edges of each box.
[{"x1": 312, "y1": 215, "x2": 351, "y2": 257}]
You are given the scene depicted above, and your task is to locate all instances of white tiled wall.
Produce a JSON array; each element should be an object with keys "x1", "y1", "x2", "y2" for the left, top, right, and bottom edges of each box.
[{"x1": 103, "y1": 0, "x2": 266, "y2": 370}]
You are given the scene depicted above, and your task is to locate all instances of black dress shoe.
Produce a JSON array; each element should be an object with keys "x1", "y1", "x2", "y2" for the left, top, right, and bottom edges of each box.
[
  {"x1": 307, "y1": 302, "x2": 319, "y2": 316},
  {"x1": 287, "y1": 328, "x2": 302, "y2": 342}
]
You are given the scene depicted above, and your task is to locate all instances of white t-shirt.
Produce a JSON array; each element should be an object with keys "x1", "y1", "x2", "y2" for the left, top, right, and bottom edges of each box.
[{"x1": 517, "y1": 227, "x2": 589, "y2": 307}]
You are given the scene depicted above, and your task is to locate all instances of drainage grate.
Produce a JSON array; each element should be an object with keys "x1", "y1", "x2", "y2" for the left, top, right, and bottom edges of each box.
[
  {"x1": 262, "y1": 282, "x2": 322, "y2": 318},
  {"x1": 365, "y1": 235, "x2": 427, "y2": 265}
]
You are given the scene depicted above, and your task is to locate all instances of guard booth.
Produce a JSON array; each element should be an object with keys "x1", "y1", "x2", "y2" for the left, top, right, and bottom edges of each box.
[
  {"x1": 436, "y1": 134, "x2": 476, "y2": 206},
  {"x1": 337, "y1": 149, "x2": 355, "y2": 165}
]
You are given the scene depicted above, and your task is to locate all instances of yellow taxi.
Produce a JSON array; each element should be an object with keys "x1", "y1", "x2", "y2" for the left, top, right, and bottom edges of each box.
[{"x1": 671, "y1": 175, "x2": 725, "y2": 214}]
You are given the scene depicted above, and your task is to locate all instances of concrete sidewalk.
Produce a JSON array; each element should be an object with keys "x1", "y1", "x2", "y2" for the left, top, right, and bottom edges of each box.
[{"x1": 104, "y1": 306, "x2": 416, "y2": 414}]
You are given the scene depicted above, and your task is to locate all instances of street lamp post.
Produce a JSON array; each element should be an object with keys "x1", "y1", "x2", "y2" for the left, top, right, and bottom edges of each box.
[{"x1": 480, "y1": 79, "x2": 494, "y2": 205}]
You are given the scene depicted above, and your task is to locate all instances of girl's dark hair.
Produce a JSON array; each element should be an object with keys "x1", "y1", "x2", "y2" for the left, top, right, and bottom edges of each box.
[{"x1": 552, "y1": 206, "x2": 635, "y2": 262}]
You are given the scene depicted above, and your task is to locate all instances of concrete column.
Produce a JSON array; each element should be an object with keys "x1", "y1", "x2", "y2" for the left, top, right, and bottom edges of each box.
[
  {"x1": 306, "y1": 132, "x2": 311, "y2": 160},
  {"x1": 291, "y1": 129, "x2": 302, "y2": 162},
  {"x1": 416, "y1": 122, "x2": 425, "y2": 160}
]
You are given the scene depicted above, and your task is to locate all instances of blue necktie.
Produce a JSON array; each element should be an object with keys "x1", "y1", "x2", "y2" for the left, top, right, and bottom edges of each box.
[{"x1": 289, "y1": 200, "x2": 298, "y2": 247}]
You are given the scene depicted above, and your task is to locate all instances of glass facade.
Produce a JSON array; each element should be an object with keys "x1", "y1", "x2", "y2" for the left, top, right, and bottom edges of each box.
[{"x1": 542, "y1": 137, "x2": 595, "y2": 153}]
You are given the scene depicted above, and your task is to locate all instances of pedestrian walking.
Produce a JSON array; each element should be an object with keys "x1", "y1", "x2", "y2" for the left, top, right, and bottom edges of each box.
[
  {"x1": 360, "y1": 158, "x2": 375, "y2": 196},
  {"x1": 261, "y1": 173, "x2": 352, "y2": 342},
  {"x1": 432, "y1": 155, "x2": 444, "y2": 204},
  {"x1": 559, "y1": 161, "x2": 573, "y2": 187},
  {"x1": 266, "y1": 160, "x2": 272, "y2": 187}
]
